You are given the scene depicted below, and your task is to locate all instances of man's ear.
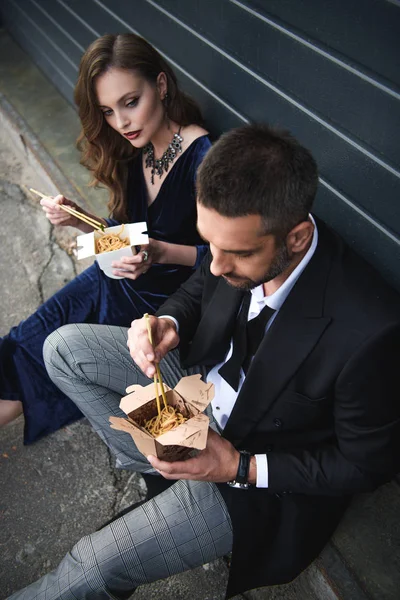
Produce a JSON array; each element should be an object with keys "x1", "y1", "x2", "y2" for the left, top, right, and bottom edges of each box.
[{"x1": 286, "y1": 220, "x2": 314, "y2": 255}]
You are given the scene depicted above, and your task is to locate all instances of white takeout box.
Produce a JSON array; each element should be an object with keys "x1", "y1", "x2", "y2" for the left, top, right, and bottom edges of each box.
[
  {"x1": 109, "y1": 374, "x2": 215, "y2": 462},
  {"x1": 76, "y1": 222, "x2": 148, "y2": 279}
]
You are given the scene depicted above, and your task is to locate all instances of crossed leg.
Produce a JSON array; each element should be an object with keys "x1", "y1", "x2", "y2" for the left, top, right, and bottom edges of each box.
[
  {"x1": 9, "y1": 478, "x2": 232, "y2": 600},
  {"x1": 8, "y1": 324, "x2": 232, "y2": 600}
]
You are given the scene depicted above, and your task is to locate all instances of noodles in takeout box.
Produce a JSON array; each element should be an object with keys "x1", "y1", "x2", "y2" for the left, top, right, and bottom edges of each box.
[
  {"x1": 109, "y1": 374, "x2": 214, "y2": 462},
  {"x1": 76, "y1": 222, "x2": 148, "y2": 279},
  {"x1": 142, "y1": 313, "x2": 188, "y2": 437},
  {"x1": 109, "y1": 313, "x2": 214, "y2": 462},
  {"x1": 95, "y1": 225, "x2": 131, "y2": 254}
]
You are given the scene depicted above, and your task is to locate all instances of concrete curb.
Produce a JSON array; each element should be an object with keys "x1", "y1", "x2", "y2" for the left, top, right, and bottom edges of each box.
[{"x1": 0, "y1": 92, "x2": 87, "y2": 208}]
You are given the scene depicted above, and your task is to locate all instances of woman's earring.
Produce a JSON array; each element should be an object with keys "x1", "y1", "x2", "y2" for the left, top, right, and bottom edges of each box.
[{"x1": 163, "y1": 92, "x2": 169, "y2": 108}]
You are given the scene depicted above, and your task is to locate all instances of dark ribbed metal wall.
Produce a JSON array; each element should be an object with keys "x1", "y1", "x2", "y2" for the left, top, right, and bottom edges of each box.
[{"x1": 1, "y1": 0, "x2": 399, "y2": 290}]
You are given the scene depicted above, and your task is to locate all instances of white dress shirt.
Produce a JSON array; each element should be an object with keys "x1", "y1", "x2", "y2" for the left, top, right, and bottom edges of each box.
[{"x1": 162, "y1": 216, "x2": 318, "y2": 488}]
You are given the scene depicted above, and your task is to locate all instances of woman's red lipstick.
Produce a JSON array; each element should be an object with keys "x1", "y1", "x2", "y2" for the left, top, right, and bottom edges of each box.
[{"x1": 124, "y1": 130, "x2": 141, "y2": 140}]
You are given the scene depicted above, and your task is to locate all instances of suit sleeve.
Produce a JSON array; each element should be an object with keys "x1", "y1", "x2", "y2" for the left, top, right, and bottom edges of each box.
[
  {"x1": 266, "y1": 323, "x2": 400, "y2": 496},
  {"x1": 155, "y1": 251, "x2": 212, "y2": 350}
]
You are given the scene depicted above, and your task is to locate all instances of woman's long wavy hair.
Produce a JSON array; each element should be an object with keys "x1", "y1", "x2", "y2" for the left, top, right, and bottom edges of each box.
[{"x1": 74, "y1": 33, "x2": 204, "y2": 222}]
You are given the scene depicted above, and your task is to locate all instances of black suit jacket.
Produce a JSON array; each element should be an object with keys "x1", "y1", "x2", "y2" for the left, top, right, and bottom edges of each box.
[{"x1": 157, "y1": 218, "x2": 400, "y2": 597}]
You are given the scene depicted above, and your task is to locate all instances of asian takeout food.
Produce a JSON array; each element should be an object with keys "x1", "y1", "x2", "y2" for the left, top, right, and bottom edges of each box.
[
  {"x1": 143, "y1": 313, "x2": 188, "y2": 437},
  {"x1": 76, "y1": 221, "x2": 148, "y2": 279},
  {"x1": 95, "y1": 225, "x2": 130, "y2": 254}
]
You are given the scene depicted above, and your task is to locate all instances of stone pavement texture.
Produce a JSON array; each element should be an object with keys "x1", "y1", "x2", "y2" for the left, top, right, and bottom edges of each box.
[{"x1": 0, "y1": 27, "x2": 399, "y2": 600}]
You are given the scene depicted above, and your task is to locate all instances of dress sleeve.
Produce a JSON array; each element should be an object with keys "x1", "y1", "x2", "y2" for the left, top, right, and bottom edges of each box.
[
  {"x1": 105, "y1": 218, "x2": 120, "y2": 227},
  {"x1": 191, "y1": 137, "x2": 212, "y2": 268},
  {"x1": 194, "y1": 244, "x2": 209, "y2": 269}
]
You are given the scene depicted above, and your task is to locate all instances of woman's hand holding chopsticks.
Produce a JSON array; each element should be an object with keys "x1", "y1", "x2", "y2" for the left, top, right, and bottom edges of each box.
[
  {"x1": 127, "y1": 315, "x2": 179, "y2": 378},
  {"x1": 39, "y1": 194, "x2": 107, "y2": 233}
]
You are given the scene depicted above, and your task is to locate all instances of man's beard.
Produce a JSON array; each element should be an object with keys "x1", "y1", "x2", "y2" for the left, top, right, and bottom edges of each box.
[{"x1": 223, "y1": 244, "x2": 292, "y2": 291}]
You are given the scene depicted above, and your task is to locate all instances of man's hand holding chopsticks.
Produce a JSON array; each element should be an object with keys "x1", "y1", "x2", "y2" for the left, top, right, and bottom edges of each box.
[{"x1": 127, "y1": 315, "x2": 179, "y2": 377}]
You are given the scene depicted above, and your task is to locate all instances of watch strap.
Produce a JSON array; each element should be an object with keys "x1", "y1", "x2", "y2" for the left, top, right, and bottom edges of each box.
[{"x1": 227, "y1": 450, "x2": 252, "y2": 489}]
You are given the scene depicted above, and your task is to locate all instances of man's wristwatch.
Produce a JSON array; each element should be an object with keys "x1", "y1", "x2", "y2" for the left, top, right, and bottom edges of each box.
[{"x1": 227, "y1": 450, "x2": 252, "y2": 489}]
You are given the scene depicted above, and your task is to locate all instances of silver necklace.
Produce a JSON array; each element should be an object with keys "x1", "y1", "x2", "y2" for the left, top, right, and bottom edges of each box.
[{"x1": 144, "y1": 128, "x2": 183, "y2": 184}]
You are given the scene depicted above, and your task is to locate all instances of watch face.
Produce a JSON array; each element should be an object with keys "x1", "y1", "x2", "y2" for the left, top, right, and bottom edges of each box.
[{"x1": 227, "y1": 480, "x2": 251, "y2": 489}]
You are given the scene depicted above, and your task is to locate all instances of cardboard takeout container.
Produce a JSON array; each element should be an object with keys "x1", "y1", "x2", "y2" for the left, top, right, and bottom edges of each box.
[
  {"x1": 109, "y1": 374, "x2": 214, "y2": 462},
  {"x1": 76, "y1": 222, "x2": 148, "y2": 279}
]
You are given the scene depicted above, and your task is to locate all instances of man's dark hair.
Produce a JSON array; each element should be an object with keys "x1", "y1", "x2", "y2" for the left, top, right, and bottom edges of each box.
[{"x1": 197, "y1": 123, "x2": 318, "y2": 239}]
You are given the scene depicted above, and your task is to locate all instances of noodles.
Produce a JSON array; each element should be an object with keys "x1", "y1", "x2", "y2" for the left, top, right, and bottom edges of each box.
[
  {"x1": 96, "y1": 233, "x2": 129, "y2": 253},
  {"x1": 95, "y1": 225, "x2": 130, "y2": 254},
  {"x1": 143, "y1": 313, "x2": 188, "y2": 438},
  {"x1": 144, "y1": 404, "x2": 187, "y2": 437}
]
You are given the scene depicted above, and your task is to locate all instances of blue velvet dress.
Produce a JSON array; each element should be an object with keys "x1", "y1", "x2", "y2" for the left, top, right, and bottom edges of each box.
[{"x1": 0, "y1": 135, "x2": 211, "y2": 444}]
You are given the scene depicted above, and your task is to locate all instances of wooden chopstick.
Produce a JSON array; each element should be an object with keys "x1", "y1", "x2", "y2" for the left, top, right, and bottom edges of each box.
[
  {"x1": 29, "y1": 188, "x2": 104, "y2": 228},
  {"x1": 144, "y1": 313, "x2": 168, "y2": 412},
  {"x1": 29, "y1": 188, "x2": 105, "y2": 231},
  {"x1": 29, "y1": 187, "x2": 104, "y2": 230},
  {"x1": 155, "y1": 365, "x2": 168, "y2": 410},
  {"x1": 59, "y1": 204, "x2": 105, "y2": 231}
]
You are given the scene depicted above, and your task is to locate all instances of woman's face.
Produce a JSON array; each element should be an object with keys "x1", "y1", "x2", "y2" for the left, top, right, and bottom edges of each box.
[{"x1": 95, "y1": 67, "x2": 167, "y2": 147}]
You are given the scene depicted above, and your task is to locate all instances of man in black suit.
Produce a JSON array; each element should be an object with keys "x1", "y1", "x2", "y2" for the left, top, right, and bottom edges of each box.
[
  {"x1": 11, "y1": 124, "x2": 400, "y2": 600},
  {"x1": 130, "y1": 124, "x2": 400, "y2": 594}
]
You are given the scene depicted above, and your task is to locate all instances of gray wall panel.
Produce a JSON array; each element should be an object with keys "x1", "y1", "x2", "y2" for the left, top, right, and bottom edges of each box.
[
  {"x1": 22, "y1": 0, "x2": 83, "y2": 64},
  {"x1": 157, "y1": 0, "x2": 400, "y2": 168},
  {"x1": 53, "y1": 0, "x2": 100, "y2": 48},
  {"x1": 3, "y1": 1, "x2": 78, "y2": 82},
  {"x1": 1, "y1": 0, "x2": 76, "y2": 101},
  {"x1": 0, "y1": 0, "x2": 399, "y2": 291},
  {"x1": 314, "y1": 185, "x2": 400, "y2": 293},
  {"x1": 30, "y1": 0, "x2": 88, "y2": 55},
  {"x1": 58, "y1": 0, "x2": 111, "y2": 37},
  {"x1": 248, "y1": 0, "x2": 400, "y2": 87}
]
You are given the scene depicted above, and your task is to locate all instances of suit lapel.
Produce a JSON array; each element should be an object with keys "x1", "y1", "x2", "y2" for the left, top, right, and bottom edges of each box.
[
  {"x1": 186, "y1": 278, "x2": 244, "y2": 366},
  {"x1": 222, "y1": 313, "x2": 331, "y2": 444},
  {"x1": 223, "y1": 221, "x2": 335, "y2": 444}
]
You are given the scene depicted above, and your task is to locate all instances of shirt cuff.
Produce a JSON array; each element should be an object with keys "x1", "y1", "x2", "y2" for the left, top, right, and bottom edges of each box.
[
  {"x1": 255, "y1": 454, "x2": 269, "y2": 488},
  {"x1": 158, "y1": 315, "x2": 179, "y2": 333}
]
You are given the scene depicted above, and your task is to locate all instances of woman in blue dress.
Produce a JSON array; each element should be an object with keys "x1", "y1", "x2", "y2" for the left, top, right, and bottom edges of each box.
[{"x1": 0, "y1": 33, "x2": 210, "y2": 443}]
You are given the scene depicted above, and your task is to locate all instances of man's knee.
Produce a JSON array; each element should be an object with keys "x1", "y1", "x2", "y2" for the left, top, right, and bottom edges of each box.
[
  {"x1": 43, "y1": 324, "x2": 80, "y2": 375},
  {"x1": 44, "y1": 324, "x2": 78, "y2": 358}
]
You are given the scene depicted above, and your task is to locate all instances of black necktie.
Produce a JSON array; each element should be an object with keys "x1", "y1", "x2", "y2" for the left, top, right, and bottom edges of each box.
[{"x1": 218, "y1": 293, "x2": 276, "y2": 391}]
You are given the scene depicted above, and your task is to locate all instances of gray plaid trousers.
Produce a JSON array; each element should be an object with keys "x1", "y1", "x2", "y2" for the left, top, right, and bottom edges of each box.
[{"x1": 8, "y1": 324, "x2": 232, "y2": 600}]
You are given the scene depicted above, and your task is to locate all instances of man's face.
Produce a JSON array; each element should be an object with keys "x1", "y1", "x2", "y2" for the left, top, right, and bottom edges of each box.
[{"x1": 197, "y1": 204, "x2": 293, "y2": 290}]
